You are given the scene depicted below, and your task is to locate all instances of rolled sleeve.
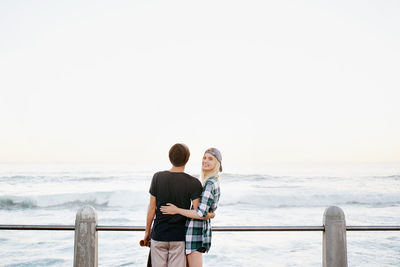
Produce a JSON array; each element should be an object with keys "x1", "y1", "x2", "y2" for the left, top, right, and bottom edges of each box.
[{"x1": 196, "y1": 182, "x2": 214, "y2": 219}]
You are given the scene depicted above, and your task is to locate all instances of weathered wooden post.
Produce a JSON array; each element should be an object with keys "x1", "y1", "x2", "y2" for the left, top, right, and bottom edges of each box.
[
  {"x1": 74, "y1": 206, "x2": 98, "y2": 267},
  {"x1": 323, "y1": 206, "x2": 348, "y2": 267}
]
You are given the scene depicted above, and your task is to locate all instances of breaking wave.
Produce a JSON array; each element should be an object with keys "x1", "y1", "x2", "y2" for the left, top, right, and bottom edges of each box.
[{"x1": 0, "y1": 190, "x2": 147, "y2": 210}]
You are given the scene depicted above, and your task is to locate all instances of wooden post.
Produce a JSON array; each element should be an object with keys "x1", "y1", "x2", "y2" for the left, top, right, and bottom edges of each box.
[
  {"x1": 323, "y1": 206, "x2": 348, "y2": 267},
  {"x1": 74, "y1": 206, "x2": 98, "y2": 267}
]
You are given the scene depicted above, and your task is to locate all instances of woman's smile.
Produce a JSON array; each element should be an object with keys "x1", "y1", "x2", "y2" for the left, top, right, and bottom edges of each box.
[{"x1": 202, "y1": 154, "x2": 217, "y2": 172}]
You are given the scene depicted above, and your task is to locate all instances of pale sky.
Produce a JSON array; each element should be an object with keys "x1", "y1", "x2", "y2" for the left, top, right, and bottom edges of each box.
[{"x1": 1, "y1": 0, "x2": 399, "y2": 170}]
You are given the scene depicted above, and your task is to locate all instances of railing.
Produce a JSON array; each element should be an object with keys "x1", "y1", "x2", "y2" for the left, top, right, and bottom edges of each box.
[
  {"x1": 1, "y1": 206, "x2": 399, "y2": 267},
  {"x1": 2, "y1": 225, "x2": 400, "y2": 231}
]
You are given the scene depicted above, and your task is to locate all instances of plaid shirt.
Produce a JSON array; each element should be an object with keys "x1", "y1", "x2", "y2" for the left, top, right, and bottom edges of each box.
[{"x1": 185, "y1": 177, "x2": 221, "y2": 254}]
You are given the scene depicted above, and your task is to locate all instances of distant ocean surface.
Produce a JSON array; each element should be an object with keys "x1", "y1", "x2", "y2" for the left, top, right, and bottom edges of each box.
[{"x1": 0, "y1": 163, "x2": 399, "y2": 266}]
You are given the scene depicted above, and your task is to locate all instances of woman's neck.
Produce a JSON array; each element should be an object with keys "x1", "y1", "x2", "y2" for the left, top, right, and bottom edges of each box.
[
  {"x1": 203, "y1": 171, "x2": 211, "y2": 177},
  {"x1": 202, "y1": 171, "x2": 218, "y2": 182}
]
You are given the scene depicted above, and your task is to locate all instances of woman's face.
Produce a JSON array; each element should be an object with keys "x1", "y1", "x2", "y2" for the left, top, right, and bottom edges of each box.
[{"x1": 202, "y1": 153, "x2": 217, "y2": 172}]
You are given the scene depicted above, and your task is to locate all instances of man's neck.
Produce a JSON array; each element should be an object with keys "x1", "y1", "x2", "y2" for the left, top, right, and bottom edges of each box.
[{"x1": 169, "y1": 165, "x2": 185, "y2": 173}]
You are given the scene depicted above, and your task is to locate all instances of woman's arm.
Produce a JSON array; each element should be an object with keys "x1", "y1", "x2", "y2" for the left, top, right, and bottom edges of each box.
[
  {"x1": 160, "y1": 203, "x2": 215, "y2": 220},
  {"x1": 161, "y1": 181, "x2": 216, "y2": 220}
]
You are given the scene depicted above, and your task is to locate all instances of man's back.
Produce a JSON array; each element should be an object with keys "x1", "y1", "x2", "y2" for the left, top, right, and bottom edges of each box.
[{"x1": 149, "y1": 170, "x2": 202, "y2": 241}]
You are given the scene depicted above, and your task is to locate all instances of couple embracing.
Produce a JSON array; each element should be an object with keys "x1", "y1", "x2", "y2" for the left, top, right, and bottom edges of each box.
[{"x1": 144, "y1": 143, "x2": 222, "y2": 267}]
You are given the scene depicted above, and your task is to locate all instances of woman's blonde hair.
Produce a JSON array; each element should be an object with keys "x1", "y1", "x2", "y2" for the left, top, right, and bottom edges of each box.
[{"x1": 201, "y1": 158, "x2": 221, "y2": 184}]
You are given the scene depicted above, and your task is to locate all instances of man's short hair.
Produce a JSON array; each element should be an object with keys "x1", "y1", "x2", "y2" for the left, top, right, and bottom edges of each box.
[{"x1": 169, "y1": 143, "x2": 190, "y2": 167}]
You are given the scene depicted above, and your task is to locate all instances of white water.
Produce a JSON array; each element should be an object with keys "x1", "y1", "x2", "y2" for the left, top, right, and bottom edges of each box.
[{"x1": 0, "y1": 163, "x2": 399, "y2": 266}]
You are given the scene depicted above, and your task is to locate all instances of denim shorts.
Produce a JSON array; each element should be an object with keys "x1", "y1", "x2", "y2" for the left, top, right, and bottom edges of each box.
[{"x1": 197, "y1": 247, "x2": 207, "y2": 253}]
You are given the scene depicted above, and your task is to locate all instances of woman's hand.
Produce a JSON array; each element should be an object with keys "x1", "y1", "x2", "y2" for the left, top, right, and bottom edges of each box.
[{"x1": 160, "y1": 203, "x2": 179, "y2": 215}]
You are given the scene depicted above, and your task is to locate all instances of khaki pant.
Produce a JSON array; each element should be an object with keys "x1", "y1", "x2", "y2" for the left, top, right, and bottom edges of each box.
[{"x1": 151, "y1": 239, "x2": 186, "y2": 267}]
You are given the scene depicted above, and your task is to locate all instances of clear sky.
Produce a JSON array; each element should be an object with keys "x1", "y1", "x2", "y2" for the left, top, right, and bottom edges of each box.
[{"x1": 1, "y1": 0, "x2": 399, "y2": 171}]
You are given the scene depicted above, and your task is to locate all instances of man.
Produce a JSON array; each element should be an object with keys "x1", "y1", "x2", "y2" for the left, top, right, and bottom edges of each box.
[{"x1": 144, "y1": 143, "x2": 203, "y2": 267}]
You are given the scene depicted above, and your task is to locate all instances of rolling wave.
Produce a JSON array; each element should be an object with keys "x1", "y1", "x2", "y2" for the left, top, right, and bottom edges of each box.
[
  {"x1": 0, "y1": 198, "x2": 37, "y2": 209},
  {"x1": 1, "y1": 172, "x2": 399, "y2": 211},
  {"x1": 3, "y1": 191, "x2": 396, "y2": 210},
  {"x1": 0, "y1": 190, "x2": 147, "y2": 210},
  {"x1": 219, "y1": 192, "x2": 400, "y2": 208}
]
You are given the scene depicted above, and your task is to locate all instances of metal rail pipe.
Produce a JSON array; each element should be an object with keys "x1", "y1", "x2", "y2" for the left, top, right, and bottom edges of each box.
[
  {"x1": 1, "y1": 206, "x2": 400, "y2": 267},
  {"x1": 346, "y1": 226, "x2": 400, "y2": 231},
  {"x1": 0, "y1": 225, "x2": 75, "y2": 230},
  {"x1": 1, "y1": 225, "x2": 399, "y2": 231},
  {"x1": 96, "y1": 226, "x2": 326, "y2": 231}
]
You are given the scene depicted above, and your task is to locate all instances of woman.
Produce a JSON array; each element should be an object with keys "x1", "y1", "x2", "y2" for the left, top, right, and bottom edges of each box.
[{"x1": 160, "y1": 147, "x2": 222, "y2": 267}]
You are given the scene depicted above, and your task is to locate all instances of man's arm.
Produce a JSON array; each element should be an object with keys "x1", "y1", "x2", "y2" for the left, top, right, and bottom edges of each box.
[{"x1": 144, "y1": 195, "x2": 156, "y2": 244}]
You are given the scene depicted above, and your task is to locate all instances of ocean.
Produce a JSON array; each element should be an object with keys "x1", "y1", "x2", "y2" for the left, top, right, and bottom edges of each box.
[{"x1": 0, "y1": 163, "x2": 399, "y2": 266}]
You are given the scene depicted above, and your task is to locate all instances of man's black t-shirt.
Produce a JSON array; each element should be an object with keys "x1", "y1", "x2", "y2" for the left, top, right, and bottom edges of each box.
[{"x1": 149, "y1": 170, "x2": 203, "y2": 241}]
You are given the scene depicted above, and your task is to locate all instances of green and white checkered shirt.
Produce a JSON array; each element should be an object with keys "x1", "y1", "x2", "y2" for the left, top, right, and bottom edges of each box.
[{"x1": 185, "y1": 176, "x2": 221, "y2": 254}]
